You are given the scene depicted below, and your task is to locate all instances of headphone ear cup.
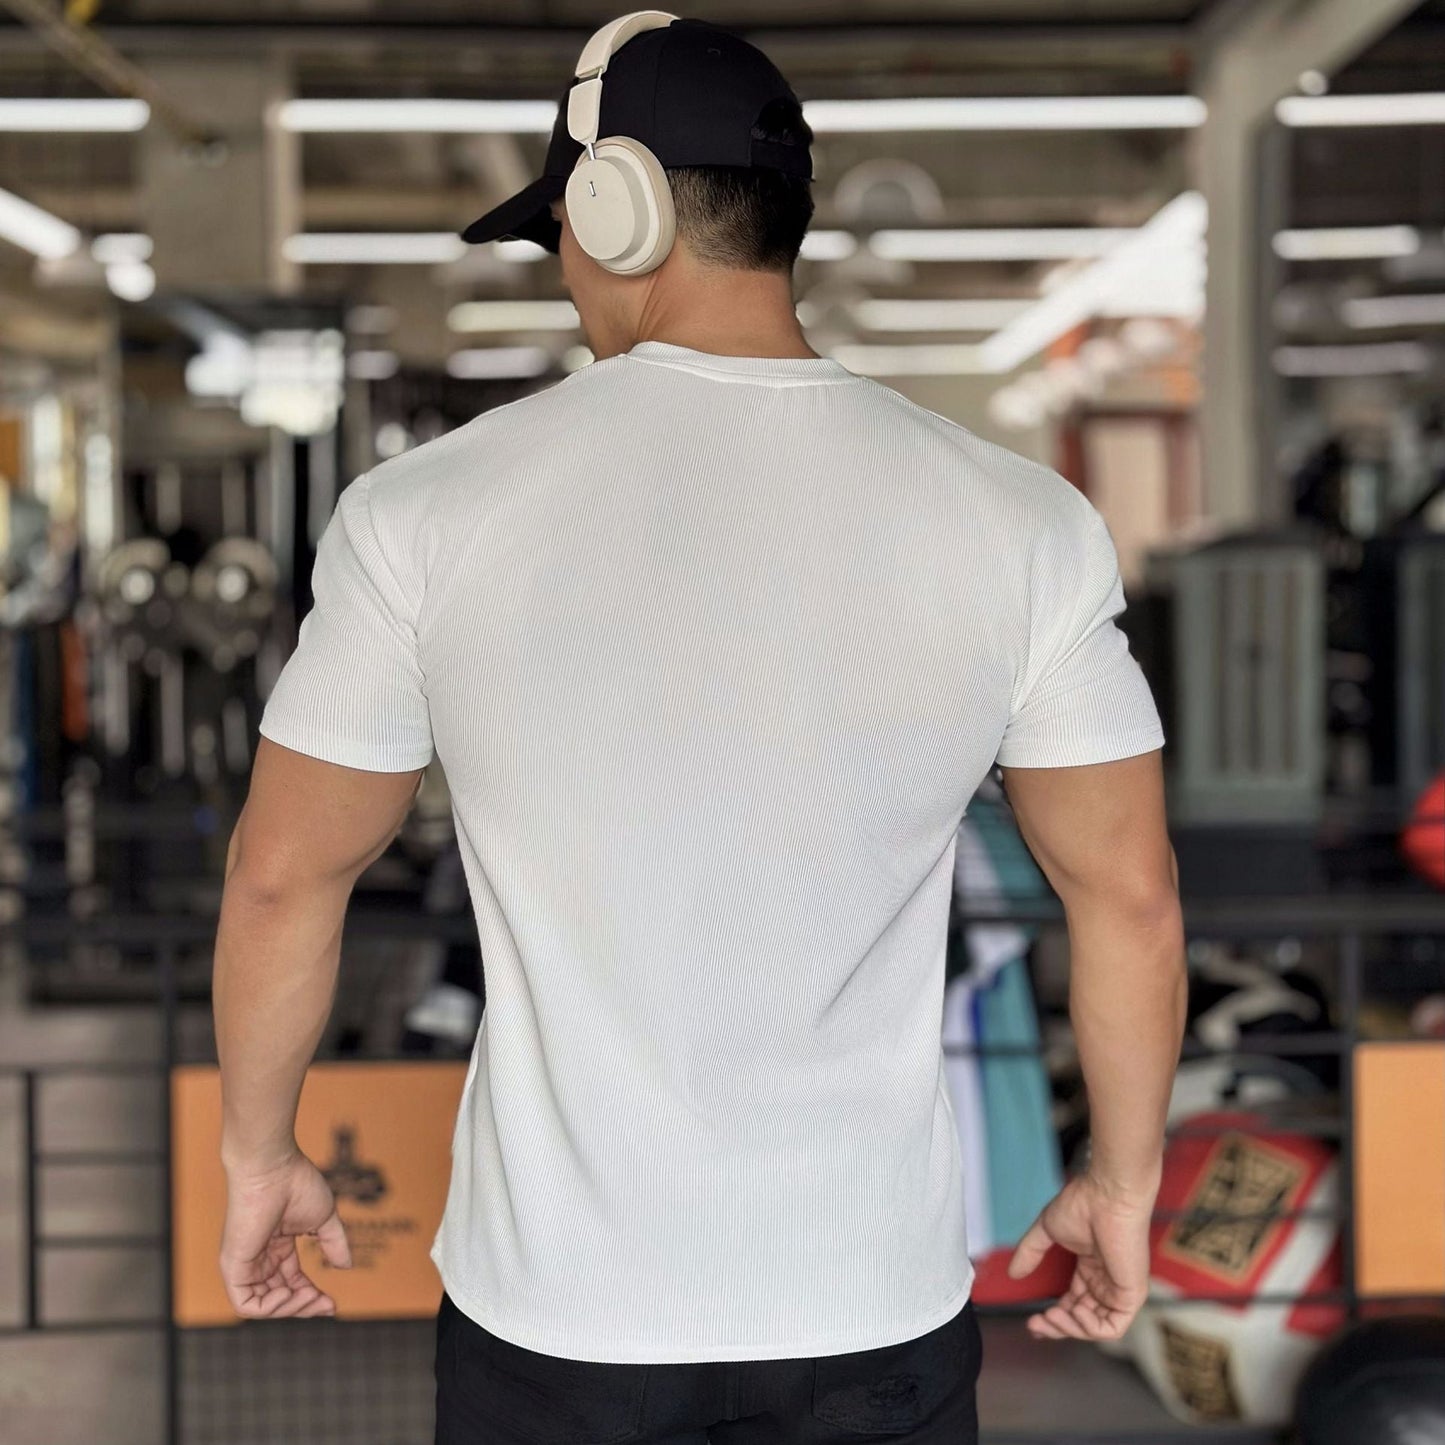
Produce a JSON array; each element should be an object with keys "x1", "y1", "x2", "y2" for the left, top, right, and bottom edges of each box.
[{"x1": 564, "y1": 136, "x2": 675, "y2": 276}]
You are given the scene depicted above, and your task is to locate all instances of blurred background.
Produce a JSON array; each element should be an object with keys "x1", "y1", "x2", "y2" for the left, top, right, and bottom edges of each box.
[{"x1": 2, "y1": 1, "x2": 1445, "y2": 1442}]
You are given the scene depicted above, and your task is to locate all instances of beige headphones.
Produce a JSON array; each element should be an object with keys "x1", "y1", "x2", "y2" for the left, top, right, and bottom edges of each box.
[{"x1": 564, "y1": 10, "x2": 679, "y2": 276}]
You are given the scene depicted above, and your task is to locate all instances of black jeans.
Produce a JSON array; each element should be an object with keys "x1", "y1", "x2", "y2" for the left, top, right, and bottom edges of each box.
[{"x1": 435, "y1": 1292, "x2": 982, "y2": 1444}]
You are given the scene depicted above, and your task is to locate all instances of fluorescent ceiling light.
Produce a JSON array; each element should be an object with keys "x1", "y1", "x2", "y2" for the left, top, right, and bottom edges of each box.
[
  {"x1": 277, "y1": 94, "x2": 1205, "y2": 137},
  {"x1": 0, "y1": 98, "x2": 149, "y2": 132},
  {"x1": 106, "y1": 260, "x2": 156, "y2": 302},
  {"x1": 1277, "y1": 93, "x2": 1445, "y2": 128},
  {"x1": 447, "y1": 346, "x2": 551, "y2": 379},
  {"x1": 91, "y1": 232, "x2": 153, "y2": 265},
  {"x1": 1273, "y1": 226, "x2": 1420, "y2": 261},
  {"x1": 799, "y1": 230, "x2": 857, "y2": 262},
  {"x1": 0, "y1": 185, "x2": 80, "y2": 259},
  {"x1": 448, "y1": 300, "x2": 579, "y2": 332},
  {"x1": 869, "y1": 228, "x2": 1135, "y2": 262},
  {"x1": 1095, "y1": 241, "x2": 1206, "y2": 318},
  {"x1": 280, "y1": 99, "x2": 556, "y2": 133},
  {"x1": 978, "y1": 191, "x2": 1206, "y2": 374},
  {"x1": 1342, "y1": 292, "x2": 1445, "y2": 328},
  {"x1": 495, "y1": 239, "x2": 548, "y2": 263},
  {"x1": 1273, "y1": 341, "x2": 1431, "y2": 376},
  {"x1": 804, "y1": 95, "x2": 1205, "y2": 133},
  {"x1": 828, "y1": 343, "x2": 988, "y2": 376},
  {"x1": 283, "y1": 232, "x2": 467, "y2": 264},
  {"x1": 562, "y1": 345, "x2": 595, "y2": 372},
  {"x1": 853, "y1": 299, "x2": 1034, "y2": 331}
]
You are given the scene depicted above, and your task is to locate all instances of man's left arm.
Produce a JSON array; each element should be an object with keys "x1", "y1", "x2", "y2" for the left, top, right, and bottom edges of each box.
[{"x1": 214, "y1": 739, "x2": 424, "y2": 1318}]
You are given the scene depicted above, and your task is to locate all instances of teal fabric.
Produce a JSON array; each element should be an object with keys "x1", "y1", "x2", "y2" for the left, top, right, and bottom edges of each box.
[
  {"x1": 976, "y1": 958, "x2": 1062, "y2": 1245},
  {"x1": 965, "y1": 788, "x2": 1050, "y2": 904},
  {"x1": 965, "y1": 784, "x2": 1062, "y2": 1247}
]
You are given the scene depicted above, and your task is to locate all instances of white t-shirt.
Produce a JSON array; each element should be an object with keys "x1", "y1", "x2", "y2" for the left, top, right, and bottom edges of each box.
[{"x1": 259, "y1": 339, "x2": 1164, "y2": 1364}]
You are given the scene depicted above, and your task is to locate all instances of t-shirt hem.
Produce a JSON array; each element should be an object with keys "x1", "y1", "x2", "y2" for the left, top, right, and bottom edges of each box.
[
  {"x1": 258, "y1": 717, "x2": 434, "y2": 773},
  {"x1": 995, "y1": 727, "x2": 1165, "y2": 770},
  {"x1": 430, "y1": 1253, "x2": 976, "y2": 1364}
]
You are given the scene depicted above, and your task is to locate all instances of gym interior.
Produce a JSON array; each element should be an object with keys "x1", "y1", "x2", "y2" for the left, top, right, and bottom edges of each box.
[{"x1": 2, "y1": 1, "x2": 1445, "y2": 1442}]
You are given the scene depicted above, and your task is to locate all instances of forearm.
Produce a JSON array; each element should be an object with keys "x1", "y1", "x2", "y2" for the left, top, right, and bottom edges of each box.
[
  {"x1": 213, "y1": 871, "x2": 352, "y2": 1172},
  {"x1": 1066, "y1": 894, "x2": 1187, "y2": 1198}
]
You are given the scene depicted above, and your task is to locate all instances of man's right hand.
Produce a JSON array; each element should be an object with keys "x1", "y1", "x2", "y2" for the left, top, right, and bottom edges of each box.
[
  {"x1": 219, "y1": 1149, "x2": 352, "y2": 1320},
  {"x1": 1005, "y1": 1172, "x2": 1155, "y2": 1342}
]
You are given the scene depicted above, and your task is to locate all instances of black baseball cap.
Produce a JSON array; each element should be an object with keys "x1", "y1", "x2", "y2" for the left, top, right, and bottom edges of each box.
[{"x1": 460, "y1": 16, "x2": 812, "y2": 254}]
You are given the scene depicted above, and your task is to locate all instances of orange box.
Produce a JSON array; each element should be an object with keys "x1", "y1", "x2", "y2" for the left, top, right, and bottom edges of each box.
[
  {"x1": 1355, "y1": 1042, "x2": 1445, "y2": 1296},
  {"x1": 171, "y1": 1060, "x2": 466, "y2": 1326}
]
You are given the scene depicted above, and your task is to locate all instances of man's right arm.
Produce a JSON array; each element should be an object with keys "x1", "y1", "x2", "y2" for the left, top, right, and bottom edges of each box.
[{"x1": 998, "y1": 748, "x2": 1186, "y2": 1341}]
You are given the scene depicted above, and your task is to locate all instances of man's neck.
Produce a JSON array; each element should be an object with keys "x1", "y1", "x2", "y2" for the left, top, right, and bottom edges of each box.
[{"x1": 622, "y1": 265, "x2": 818, "y2": 360}]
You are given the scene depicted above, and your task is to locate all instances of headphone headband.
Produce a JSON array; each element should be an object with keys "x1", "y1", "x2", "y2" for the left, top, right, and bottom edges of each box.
[{"x1": 567, "y1": 10, "x2": 677, "y2": 149}]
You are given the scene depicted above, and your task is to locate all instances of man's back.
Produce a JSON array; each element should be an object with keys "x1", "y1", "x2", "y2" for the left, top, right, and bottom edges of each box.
[{"x1": 259, "y1": 339, "x2": 1164, "y2": 1363}]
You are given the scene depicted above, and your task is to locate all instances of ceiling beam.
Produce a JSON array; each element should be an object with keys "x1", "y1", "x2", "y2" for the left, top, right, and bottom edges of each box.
[
  {"x1": 0, "y1": 0, "x2": 213, "y2": 145},
  {"x1": 0, "y1": 19, "x2": 1195, "y2": 78}
]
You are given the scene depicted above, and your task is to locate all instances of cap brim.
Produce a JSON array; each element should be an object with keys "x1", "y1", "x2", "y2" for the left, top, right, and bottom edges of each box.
[{"x1": 460, "y1": 174, "x2": 567, "y2": 252}]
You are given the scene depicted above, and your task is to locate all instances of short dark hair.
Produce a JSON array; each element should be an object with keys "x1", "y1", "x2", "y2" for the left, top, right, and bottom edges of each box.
[{"x1": 667, "y1": 98, "x2": 815, "y2": 272}]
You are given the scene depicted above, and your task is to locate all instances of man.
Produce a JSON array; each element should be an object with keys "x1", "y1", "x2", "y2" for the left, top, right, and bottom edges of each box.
[{"x1": 214, "y1": 13, "x2": 1186, "y2": 1443}]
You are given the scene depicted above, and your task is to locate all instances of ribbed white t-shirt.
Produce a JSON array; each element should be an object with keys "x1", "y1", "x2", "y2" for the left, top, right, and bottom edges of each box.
[{"x1": 258, "y1": 339, "x2": 1164, "y2": 1364}]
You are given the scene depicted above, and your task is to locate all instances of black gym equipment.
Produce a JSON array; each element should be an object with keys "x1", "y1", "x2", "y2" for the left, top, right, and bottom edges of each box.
[{"x1": 1296, "y1": 1315, "x2": 1445, "y2": 1445}]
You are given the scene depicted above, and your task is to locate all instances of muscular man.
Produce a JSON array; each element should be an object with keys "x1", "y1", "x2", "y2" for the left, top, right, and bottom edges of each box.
[{"x1": 213, "y1": 14, "x2": 1185, "y2": 1443}]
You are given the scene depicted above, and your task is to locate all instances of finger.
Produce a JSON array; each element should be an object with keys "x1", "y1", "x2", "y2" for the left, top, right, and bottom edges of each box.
[
  {"x1": 1007, "y1": 1218, "x2": 1051, "y2": 1280},
  {"x1": 1061, "y1": 1279, "x2": 1097, "y2": 1318},
  {"x1": 295, "y1": 1292, "x2": 337, "y2": 1318},
  {"x1": 313, "y1": 1209, "x2": 353, "y2": 1270},
  {"x1": 265, "y1": 1284, "x2": 325, "y2": 1319},
  {"x1": 1055, "y1": 1272, "x2": 1102, "y2": 1333},
  {"x1": 257, "y1": 1248, "x2": 290, "y2": 1294},
  {"x1": 238, "y1": 1271, "x2": 329, "y2": 1320},
  {"x1": 1062, "y1": 1284, "x2": 1126, "y2": 1341},
  {"x1": 1059, "y1": 1294, "x2": 1110, "y2": 1341},
  {"x1": 1026, "y1": 1313, "x2": 1067, "y2": 1341},
  {"x1": 228, "y1": 1280, "x2": 294, "y2": 1318},
  {"x1": 1039, "y1": 1303, "x2": 1092, "y2": 1341},
  {"x1": 279, "y1": 1245, "x2": 320, "y2": 1296}
]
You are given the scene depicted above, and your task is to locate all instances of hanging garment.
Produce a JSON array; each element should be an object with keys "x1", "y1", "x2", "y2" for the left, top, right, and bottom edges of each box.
[
  {"x1": 942, "y1": 783, "x2": 1062, "y2": 1251},
  {"x1": 942, "y1": 969, "x2": 993, "y2": 1257}
]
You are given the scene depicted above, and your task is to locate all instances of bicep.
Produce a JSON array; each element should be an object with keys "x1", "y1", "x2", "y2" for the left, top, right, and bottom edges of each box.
[
  {"x1": 228, "y1": 737, "x2": 423, "y2": 896},
  {"x1": 999, "y1": 750, "x2": 1174, "y2": 911}
]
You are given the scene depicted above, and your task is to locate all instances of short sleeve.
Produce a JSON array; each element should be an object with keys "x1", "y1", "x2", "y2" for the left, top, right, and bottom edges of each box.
[
  {"x1": 996, "y1": 497, "x2": 1164, "y2": 769},
  {"x1": 259, "y1": 473, "x2": 434, "y2": 772}
]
